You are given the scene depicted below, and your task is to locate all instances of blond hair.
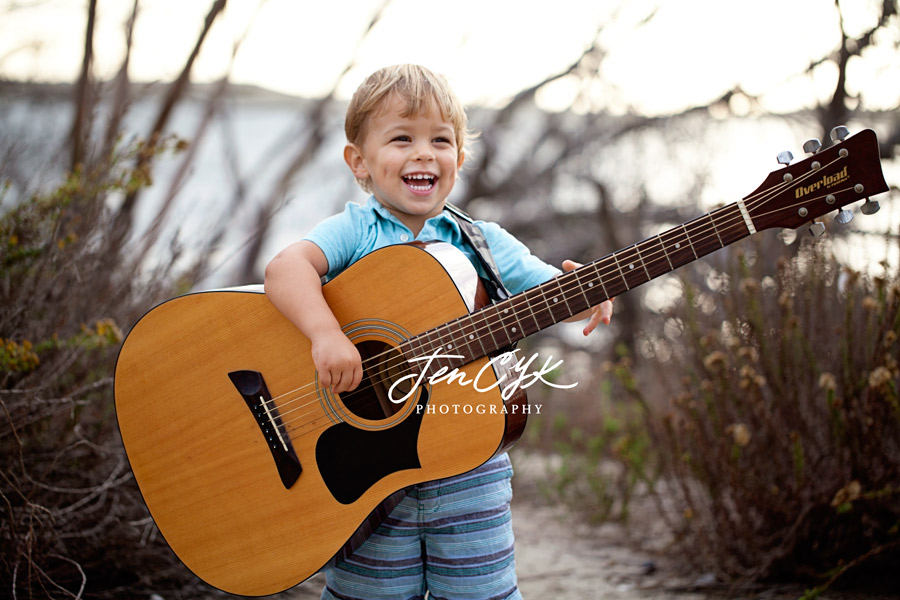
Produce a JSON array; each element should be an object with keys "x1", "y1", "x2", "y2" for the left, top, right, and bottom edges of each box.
[{"x1": 345, "y1": 65, "x2": 470, "y2": 191}]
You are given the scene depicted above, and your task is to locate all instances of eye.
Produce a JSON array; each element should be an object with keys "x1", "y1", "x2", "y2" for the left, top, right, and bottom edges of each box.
[
  {"x1": 433, "y1": 137, "x2": 452, "y2": 145},
  {"x1": 392, "y1": 135, "x2": 411, "y2": 143}
]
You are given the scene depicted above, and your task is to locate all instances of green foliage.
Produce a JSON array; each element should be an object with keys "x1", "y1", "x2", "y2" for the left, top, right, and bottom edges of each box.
[
  {"x1": 0, "y1": 140, "x2": 192, "y2": 599},
  {"x1": 525, "y1": 355, "x2": 658, "y2": 524}
]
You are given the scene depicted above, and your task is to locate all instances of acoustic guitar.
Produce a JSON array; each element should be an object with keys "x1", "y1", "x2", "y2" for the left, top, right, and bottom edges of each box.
[{"x1": 114, "y1": 128, "x2": 888, "y2": 595}]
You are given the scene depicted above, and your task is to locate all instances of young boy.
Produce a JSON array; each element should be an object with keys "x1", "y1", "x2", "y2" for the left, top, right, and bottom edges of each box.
[{"x1": 265, "y1": 64, "x2": 613, "y2": 600}]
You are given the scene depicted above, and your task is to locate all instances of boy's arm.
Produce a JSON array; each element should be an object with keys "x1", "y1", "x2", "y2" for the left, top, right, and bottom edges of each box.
[
  {"x1": 561, "y1": 259, "x2": 614, "y2": 336},
  {"x1": 264, "y1": 240, "x2": 363, "y2": 393}
]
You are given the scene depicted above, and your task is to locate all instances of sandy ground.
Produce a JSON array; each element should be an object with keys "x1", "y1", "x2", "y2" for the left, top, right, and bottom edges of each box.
[{"x1": 278, "y1": 452, "x2": 894, "y2": 600}]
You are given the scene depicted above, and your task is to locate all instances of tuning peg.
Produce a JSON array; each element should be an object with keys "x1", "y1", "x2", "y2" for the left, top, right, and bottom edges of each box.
[
  {"x1": 830, "y1": 126, "x2": 850, "y2": 142},
  {"x1": 860, "y1": 198, "x2": 881, "y2": 215},
  {"x1": 808, "y1": 221, "x2": 826, "y2": 237},
  {"x1": 777, "y1": 151, "x2": 793, "y2": 165},
  {"x1": 803, "y1": 139, "x2": 822, "y2": 154},
  {"x1": 834, "y1": 207, "x2": 854, "y2": 224}
]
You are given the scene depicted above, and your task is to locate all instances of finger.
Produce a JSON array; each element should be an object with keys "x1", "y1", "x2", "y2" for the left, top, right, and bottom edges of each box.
[
  {"x1": 349, "y1": 364, "x2": 363, "y2": 392},
  {"x1": 330, "y1": 370, "x2": 346, "y2": 393},
  {"x1": 583, "y1": 309, "x2": 602, "y2": 336},
  {"x1": 600, "y1": 299, "x2": 614, "y2": 325},
  {"x1": 562, "y1": 259, "x2": 582, "y2": 272},
  {"x1": 317, "y1": 368, "x2": 333, "y2": 389}
]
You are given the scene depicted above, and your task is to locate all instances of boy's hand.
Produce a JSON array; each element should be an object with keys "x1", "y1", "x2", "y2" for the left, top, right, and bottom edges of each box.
[
  {"x1": 310, "y1": 329, "x2": 363, "y2": 393},
  {"x1": 562, "y1": 259, "x2": 615, "y2": 336}
]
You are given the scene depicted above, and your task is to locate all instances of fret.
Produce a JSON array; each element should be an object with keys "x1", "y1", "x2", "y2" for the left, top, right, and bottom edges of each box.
[
  {"x1": 402, "y1": 336, "x2": 427, "y2": 376},
  {"x1": 682, "y1": 223, "x2": 699, "y2": 259},
  {"x1": 550, "y1": 275, "x2": 576, "y2": 318},
  {"x1": 690, "y1": 213, "x2": 728, "y2": 258},
  {"x1": 558, "y1": 271, "x2": 591, "y2": 318},
  {"x1": 424, "y1": 329, "x2": 449, "y2": 373},
  {"x1": 513, "y1": 293, "x2": 542, "y2": 333},
  {"x1": 457, "y1": 315, "x2": 484, "y2": 361},
  {"x1": 610, "y1": 251, "x2": 630, "y2": 290},
  {"x1": 477, "y1": 307, "x2": 503, "y2": 353},
  {"x1": 572, "y1": 268, "x2": 593, "y2": 309},
  {"x1": 589, "y1": 262, "x2": 612, "y2": 301},
  {"x1": 634, "y1": 242, "x2": 653, "y2": 281},
  {"x1": 658, "y1": 227, "x2": 696, "y2": 271},
  {"x1": 433, "y1": 326, "x2": 459, "y2": 371},
  {"x1": 714, "y1": 203, "x2": 752, "y2": 247},
  {"x1": 536, "y1": 278, "x2": 572, "y2": 324},
  {"x1": 641, "y1": 236, "x2": 674, "y2": 280},
  {"x1": 440, "y1": 322, "x2": 467, "y2": 364},
  {"x1": 495, "y1": 302, "x2": 527, "y2": 344},
  {"x1": 708, "y1": 212, "x2": 725, "y2": 248},
  {"x1": 657, "y1": 232, "x2": 674, "y2": 271},
  {"x1": 613, "y1": 245, "x2": 651, "y2": 291}
]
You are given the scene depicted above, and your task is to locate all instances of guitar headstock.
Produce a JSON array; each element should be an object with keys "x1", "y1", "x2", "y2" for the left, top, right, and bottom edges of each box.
[{"x1": 745, "y1": 128, "x2": 889, "y2": 235}]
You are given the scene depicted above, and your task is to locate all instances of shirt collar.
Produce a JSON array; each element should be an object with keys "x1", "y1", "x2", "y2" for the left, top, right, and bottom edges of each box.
[{"x1": 366, "y1": 195, "x2": 462, "y2": 237}]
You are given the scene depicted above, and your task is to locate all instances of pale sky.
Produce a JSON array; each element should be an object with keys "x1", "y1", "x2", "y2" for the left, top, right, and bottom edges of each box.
[{"x1": 2, "y1": 0, "x2": 897, "y2": 115}]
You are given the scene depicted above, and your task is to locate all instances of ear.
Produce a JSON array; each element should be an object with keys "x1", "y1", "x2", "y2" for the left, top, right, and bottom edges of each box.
[
  {"x1": 343, "y1": 144, "x2": 369, "y2": 179},
  {"x1": 457, "y1": 150, "x2": 465, "y2": 170}
]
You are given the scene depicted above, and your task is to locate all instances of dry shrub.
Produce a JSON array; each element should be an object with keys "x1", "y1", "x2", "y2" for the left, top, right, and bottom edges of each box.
[
  {"x1": 640, "y1": 232, "x2": 900, "y2": 589},
  {"x1": 0, "y1": 141, "x2": 203, "y2": 598}
]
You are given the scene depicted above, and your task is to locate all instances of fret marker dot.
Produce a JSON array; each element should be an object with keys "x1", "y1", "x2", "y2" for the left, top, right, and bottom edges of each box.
[
  {"x1": 588, "y1": 282, "x2": 594, "y2": 288},
  {"x1": 469, "y1": 334, "x2": 474, "y2": 340},
  {"x1": 553, "y1": 298, "x2": 559, "y2": 303},
  {"x1": 511, "y1": 327, "x2": 517, "y2": 333},
  {"x1": 629, "y1": 264, "x2": 635, "y2": 270},
  {"x1": 675, "y1": 243, "x2": 681, "y2": 249}
]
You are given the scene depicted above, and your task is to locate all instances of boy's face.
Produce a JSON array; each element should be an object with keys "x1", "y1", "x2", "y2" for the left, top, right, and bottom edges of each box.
[{"x1": 344, "y1": 94, "x2": 464, "y2": 235}]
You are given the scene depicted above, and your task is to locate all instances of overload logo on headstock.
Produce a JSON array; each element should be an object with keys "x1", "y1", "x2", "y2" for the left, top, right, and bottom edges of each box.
[{"x1": 795, "y1": 165, "x2": 849, "y2": 199}]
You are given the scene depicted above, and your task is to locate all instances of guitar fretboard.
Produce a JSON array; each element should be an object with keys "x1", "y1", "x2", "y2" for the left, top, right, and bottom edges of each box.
[{"x1": 401, "y1": 201, "x2": 755, "y2": 375}]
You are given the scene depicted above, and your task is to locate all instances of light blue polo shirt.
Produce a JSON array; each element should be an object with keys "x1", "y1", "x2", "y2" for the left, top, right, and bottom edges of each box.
[{"x1": 304, "y1": 196, "x2": 560, "y2": 294}]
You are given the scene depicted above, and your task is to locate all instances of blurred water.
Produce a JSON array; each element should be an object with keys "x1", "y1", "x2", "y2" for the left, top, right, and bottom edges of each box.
[{"x1": 2, "y1": 85, "x2": 897, "y2": 289}]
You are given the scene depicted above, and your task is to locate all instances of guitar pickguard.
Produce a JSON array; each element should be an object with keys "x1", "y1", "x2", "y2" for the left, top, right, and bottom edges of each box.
[{"x1": 316, "y1": 388, "x2": 429, "y2": 504}]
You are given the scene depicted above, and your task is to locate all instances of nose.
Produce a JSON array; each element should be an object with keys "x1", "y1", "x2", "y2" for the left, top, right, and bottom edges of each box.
[{"x1": 413, "y1": 141, "x2": 434, "y2": 161}]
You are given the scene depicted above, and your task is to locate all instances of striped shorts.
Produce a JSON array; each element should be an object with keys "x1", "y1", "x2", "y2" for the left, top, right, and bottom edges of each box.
[{"x1": 321, "y1": 453, "x2": 522, "y2": 600}]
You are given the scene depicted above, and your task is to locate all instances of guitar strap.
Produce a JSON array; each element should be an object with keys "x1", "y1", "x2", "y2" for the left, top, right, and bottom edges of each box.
[{"x1": 444, "y1": 203, "x2": 511, "y2": 303}]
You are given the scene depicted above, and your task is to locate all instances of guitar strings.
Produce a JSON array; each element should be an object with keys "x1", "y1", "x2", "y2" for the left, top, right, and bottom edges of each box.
[
  {"x1": 269, "y1": 152, "x2": 846, "y2": 435},
  {"x1": 260, "y1": 152, "x2": 848, "y2": 437},
  {"x1": 272, "y1": 166, "x2": 836, "y2": 438}
]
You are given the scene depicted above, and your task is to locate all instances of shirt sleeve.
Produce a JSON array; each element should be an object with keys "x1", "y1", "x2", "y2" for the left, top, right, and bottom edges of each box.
[
  {"x1": 302, "y1": 202, "x2": 368, "y2": 281},
  {"x1": 475, "y1": 221, "x2": 561, "y2": 295}
]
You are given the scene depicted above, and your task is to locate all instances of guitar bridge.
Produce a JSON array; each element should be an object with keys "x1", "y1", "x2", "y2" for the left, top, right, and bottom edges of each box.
[{"x1": 228, "y1": 370, "x2": 302, "y2": 489}]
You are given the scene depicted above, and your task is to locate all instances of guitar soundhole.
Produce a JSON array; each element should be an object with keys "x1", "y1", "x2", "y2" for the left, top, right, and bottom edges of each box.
[{"x1": 339, "y1": 341, "x2": 415, "y2": 421}]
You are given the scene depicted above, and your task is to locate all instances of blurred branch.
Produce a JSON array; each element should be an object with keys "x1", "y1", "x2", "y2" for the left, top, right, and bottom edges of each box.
[
  {"x1": 817, "y1": 0, "x2": 899, "y2": 140},
  {"x1": 232, "y1": 0, "x2": 393, "y2": 283},
  {"x1": 69, "y1": 0, "x2": 97, "y2": 172},
  {"x1": 133, "y1": 1, "x2": 268, "y2": 273},
  {"x1": 99, "y1": 0, "x2": 139, "y2": 162},
  {"x1": 114, "y1": 0, "x2": 228, "y2": 242}
]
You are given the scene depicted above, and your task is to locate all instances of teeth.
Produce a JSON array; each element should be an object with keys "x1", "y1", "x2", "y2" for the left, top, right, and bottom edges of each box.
[{"x1": 404, "y1": 173, "x2": 435, "y2": 191}]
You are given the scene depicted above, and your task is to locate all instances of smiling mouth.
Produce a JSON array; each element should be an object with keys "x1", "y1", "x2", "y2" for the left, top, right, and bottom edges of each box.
[{"x1": 403, "y1": 173, "x2": 436, "y2": 192}]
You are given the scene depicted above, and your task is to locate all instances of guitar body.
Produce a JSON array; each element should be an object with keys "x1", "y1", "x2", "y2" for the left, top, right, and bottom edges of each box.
[
  {"x1": 116, "y1": 128, "x2": 889, "y2": 598},
  {"x1": 114, "y1": 243, "x2": 525, "y2": 596}
]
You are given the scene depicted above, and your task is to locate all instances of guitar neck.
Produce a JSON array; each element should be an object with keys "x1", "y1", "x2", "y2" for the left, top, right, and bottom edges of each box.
[{"x1": 404, "y1": 201, "x2": 755, "y2": 369}]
